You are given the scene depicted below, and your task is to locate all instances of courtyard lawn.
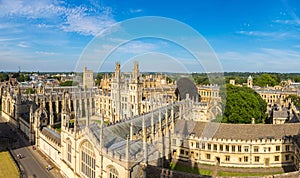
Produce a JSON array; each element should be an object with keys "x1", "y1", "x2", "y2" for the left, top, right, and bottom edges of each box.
[
  {"x1": 52, "y1": 123, "x2": 62, "y2": 132},
  {"x1": 0, "y1": 151, "x2": 19, "y2": 178},
  {"x1": 169, "y1": 162, "x2": 212, "y2": 176}
]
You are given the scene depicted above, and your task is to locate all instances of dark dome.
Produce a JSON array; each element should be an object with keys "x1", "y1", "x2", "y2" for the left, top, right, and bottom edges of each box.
[{"x1": 175, "y1": 77, "x2": 201, "y2": 102}]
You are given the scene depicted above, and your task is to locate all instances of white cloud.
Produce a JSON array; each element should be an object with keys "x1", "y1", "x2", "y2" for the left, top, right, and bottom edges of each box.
[
  {"x1": 129, "y1": 9, "x2": 143, "y2": 13},
  {"x1": 0, "y1": 38, "x2": 20, "y2": 42},
  {"x1": 236, "y1": 30, "x2": 290, "y2": 38},
  {"x1": 36, "y1": 23, "x2": 55, "y2": 29},
  {"x1": 218, "y1": 48, "x2": 300, "y2": 72},
  {"x1": 0, "y1": 0, "x2": 115, "y2": 36},
  {"x1": 35, "y1": 51, "x2": 56, "y2": 55},
  {"x1": 61, "y1": 6, "x2": 115, "y2": 36},
  {"x1": 117, "y1": 41, "x2": 158, "y2": 54},
  {"x1": 17, "y1": 42, "x2": 30, "y2": 48},
  {"x1": 0, "y1": 0, "x2": 66, "y2": 18},
  {"x1": 272, "y1": 19, "x2": 300, "y2": 25}
]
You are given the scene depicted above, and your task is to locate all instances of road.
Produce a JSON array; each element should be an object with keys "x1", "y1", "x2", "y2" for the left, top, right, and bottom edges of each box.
[
  {"x1": 13, "y1": 145, "x2": 50, "y2": 177},
  {"x1": 0, "y1": 116, "x2": 59, "y2": 178}
]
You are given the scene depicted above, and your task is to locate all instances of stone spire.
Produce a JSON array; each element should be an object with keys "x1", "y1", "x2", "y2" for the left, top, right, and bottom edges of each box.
[
  {"x1": 115, "y1": 62, "x2": 121, "y2": 82},
  {"x1": 151, "y1": 108, "x2": 155, "y2": 138},
  {"x1": 132, "y1": 61, "x2": 139, "y2": 83},
  {"x1": 142, "y1": 115, "x2": 148, "y2": 164},
  {"x1": 100, "y1": 112, "x2": 104, "y2": 148},
  {"x1": 165, "y1": 105, "x2": 168, "y2": 129},
  {"x1": 86, "y1": 101, "x2": 90, "y2": 128},
  {"x1": 130, "y1": 121, "x2": 133, "y2": 141},
  {"x1": 159, "y1": 106, "x2": 162, "y2": 133},
  {"x1": 126, "y1": 135, "x2": 130, "y2": 168}
]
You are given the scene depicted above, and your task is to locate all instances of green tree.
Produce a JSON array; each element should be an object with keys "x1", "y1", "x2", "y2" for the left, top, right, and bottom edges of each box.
[
  {"x1": 0, "y1": 73, "x2": 8, "y2": 82},
  {"x1": 221, "y1": 84, "x2": 267, "y2": 124},
  {"x1": 17, "y1": 73, "x2": 30, "y2": 82},
  {"x1": 253, "y1": 74, "x2": 278, "y2": 87},
  {"x1": 287, "y1": 95, "x2": 300, "y2": 109},
  {"x1": 95, "y1": 73, "x2": 104, "y2": 86},
  {"x1": 25, "y1": 88, "x2": 35, "y2": 94},
  {"x1": 60, "y1": 81, "x2": 78, "y2": 86},
  {"x1": 294, "y1": 76, "x2": 300, "y2": 83},
  {"x1": 166, "y1": 76, "x2": 173, "y2": 84}
]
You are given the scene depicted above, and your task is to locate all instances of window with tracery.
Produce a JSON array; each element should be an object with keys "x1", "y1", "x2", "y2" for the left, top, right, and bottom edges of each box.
[
  {"x1": 108, "y1": 166, "x2": 118, "y2": 178},
  {"x1": 67, "y1": 139, "x2": 72, "y2": 163},
  {"x1": 80, "y1": 141, "x2": 96, "y2": 178}
]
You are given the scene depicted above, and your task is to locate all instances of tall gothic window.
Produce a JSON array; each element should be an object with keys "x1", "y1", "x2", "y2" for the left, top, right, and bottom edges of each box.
[
  {"x1": 67, "y1": 139, "x2": 72, "y2": 163},
  {"x1": 80, "y1": 141, "x2": 96, "y2": 178},
  {"x1": 108, "y1": 166, "x2": 118, "y2": 178}
]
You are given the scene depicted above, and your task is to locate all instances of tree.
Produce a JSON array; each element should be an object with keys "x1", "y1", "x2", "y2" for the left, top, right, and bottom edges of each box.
[
  {"x1": 17, "y1": 73, "x2": 30, "y2": 82},
  {"x1": 294, "y1": 76, "x2": 300, "y2": 83},
  {"x1": 287, "y1": 95, "x2": 300, "y2": 109},
  {"x1": 0, "y1": 73, "x2": 8, "y2": 82},
  {"x1": 221, "y1": 84, "x2": 267, "y2": 124},
  {"x1": 166, "y1": 76, "x2": 173, "y2": 84},
  {"x1": 193, "y1": 75, "x2": 209, "y2": 85},
  {"x1": 95, "y1": 73, "x2": 104, "y2": 86},
  {"x1": 59, "y1": 81, "x2": 78, "y2": 86},
  {"x1": 25, "y1": 88, "x2": 35, "y2": 94},
  {"x1": 253, "y1": 74, "x2": 278, "y2": 87}
]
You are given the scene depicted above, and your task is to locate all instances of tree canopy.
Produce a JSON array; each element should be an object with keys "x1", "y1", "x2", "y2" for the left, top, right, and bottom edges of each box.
[
  {"x1": 0, "y1": 73, "x2": 8, "y2": 82},
  {"x1": 287, "y1": 95, "x2": 300, "y2": 110},
  {"x1": 95, "y1": 73, "x2": 104, "y2": 86},
  {"x1": 192, "y1": 72, "x2": 300, "y2": 86},
  {"x1": 59, "y1": 80, "x2": 78, "y2": 86},
  {"x1": 25, "y1": 88, "x2": 35, "y2": 94},
  {"x1": 253, "y1": 73, "x2": 278, "y2": 87},
  {"x1": 221, "y1": 84, "x2": 267, "y2": 124},
  {"x1": 17, "y1": 73, "x2": 30, "y2": 82}
]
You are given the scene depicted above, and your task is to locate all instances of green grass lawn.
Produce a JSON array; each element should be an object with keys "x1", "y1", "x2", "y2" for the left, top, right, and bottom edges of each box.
[
  {"x1": 0, "y1": 151, "x2": 19, "y2": 178},
  {"x1": 93, "y1": 119, "x2": 109, "y2": 125},
  {"x1": 169, "y1": 162, "x2": 212, "y2": 176},
  {"x1": 52, "y1": 123, "x2": 62, "y2": 132}
]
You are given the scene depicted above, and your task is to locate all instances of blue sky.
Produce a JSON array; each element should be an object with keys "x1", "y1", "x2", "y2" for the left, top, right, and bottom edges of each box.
[{"x1": 0, "y1": 0, "x2": 300, "y2": 72}]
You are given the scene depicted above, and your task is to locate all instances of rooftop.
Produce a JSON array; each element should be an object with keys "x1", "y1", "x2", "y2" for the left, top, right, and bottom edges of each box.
[{"x1": 175, "y1": 120, "x2": 300, "y2": 140}]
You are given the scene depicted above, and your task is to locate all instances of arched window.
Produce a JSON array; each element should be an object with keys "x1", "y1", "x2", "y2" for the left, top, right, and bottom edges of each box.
[
  {"x1": 67, "y1": 139, "x2": 72, "y2": 163},
  {"x1": 80, "y1": 141, "x2": 96, "y2": 178},
  {"x1": 107, "y1": 166, "x2": 118, "y2": 178}
]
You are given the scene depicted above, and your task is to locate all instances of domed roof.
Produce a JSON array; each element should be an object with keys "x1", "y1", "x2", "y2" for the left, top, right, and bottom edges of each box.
[{"x1": 175, "y1": 77, "x2": 201, "y2": 102}]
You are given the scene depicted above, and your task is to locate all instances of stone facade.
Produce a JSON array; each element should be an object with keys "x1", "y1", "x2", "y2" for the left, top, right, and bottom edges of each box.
[
  {"x1": 5, "y1": 65, "x2": 300, "y2": 177},
  {"x1": 172, "y1": 120, "x2": 300, "y2": 171}
]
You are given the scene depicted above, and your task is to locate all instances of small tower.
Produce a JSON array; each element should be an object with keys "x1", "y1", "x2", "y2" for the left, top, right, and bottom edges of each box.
[
  {"x1": 247, "y1": 75, "x2": 253, "y2": 88},
  {"x1": 229, "y1": 79, "x2": 235, "y2": 85},
  {"x1": 83, "y1": 66, "x2": 94, "y2": 89},
  {"x1": 129, "y1": 62, "x2": 142, "y2": 116},
  {"x1": 111, "y1": 62, "x2": 121, "y2": 122}
]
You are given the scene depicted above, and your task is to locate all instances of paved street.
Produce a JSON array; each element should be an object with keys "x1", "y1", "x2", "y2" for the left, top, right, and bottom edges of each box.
[{"x1": 0, "y1": 116, "x2": 63, "y2": 178}]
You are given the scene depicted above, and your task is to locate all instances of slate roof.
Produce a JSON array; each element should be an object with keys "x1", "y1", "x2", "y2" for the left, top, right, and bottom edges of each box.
[
  {"x1": 176, "y1": 78, "x2": 201, "y2": 102},
  {"x1": 273, "y1": 110, "x2": 289, "y2": 119},
  {"x1": 41, "y1": 127, "x2": 61, "y2": 145},
  {"x1": 174, "y1": 120, "x2": 300, "y2": 140}
]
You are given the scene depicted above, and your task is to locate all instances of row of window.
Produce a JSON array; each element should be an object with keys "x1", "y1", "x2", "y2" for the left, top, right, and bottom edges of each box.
[
  {"x1": 205, "y1": 154, "x2": 292, "y2": 162},
  {"x1": 195, "y1": 143, "x2": 291, "y2": 153},
  {"x1": 199, "y1": 91, "x2": 218, "y2": 97},
  {"x1": 261, "y1": 95, "x2": 285, "y2": 99}
]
